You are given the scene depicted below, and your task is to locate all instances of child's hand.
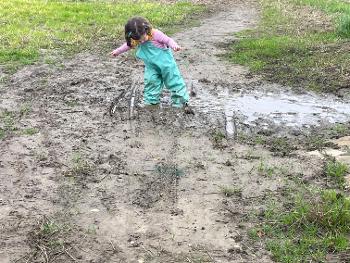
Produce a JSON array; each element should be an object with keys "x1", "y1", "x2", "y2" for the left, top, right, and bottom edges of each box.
[
  {"x1": 173, "y1": 46, "x2": 182, "y2": 52},
  {"x1": 111, "y1": 50, "x2": 119, "y2": 57}
]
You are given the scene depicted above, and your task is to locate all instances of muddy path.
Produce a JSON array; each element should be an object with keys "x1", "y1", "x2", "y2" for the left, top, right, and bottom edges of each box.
[{"x1": 1, "y1": 1, "x2": 350, "y2": 263}]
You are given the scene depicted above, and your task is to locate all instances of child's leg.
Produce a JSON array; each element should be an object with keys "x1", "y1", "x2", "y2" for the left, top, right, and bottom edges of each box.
[
  {"x1": 162, "y1": 63, "x2": 189, "y2": 107},
  {"x1": 144, "y1": 65, "x2": 163, "y2": 105}
]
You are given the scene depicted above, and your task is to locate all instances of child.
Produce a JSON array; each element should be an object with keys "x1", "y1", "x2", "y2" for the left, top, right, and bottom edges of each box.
[{"x1": 111, "y1": 17, "x2": 190, "y2": 110}]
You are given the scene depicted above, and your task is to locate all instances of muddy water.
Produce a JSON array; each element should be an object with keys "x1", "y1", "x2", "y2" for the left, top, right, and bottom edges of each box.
[
  {"x1": 191, "y1": 88, "x2": 350, "y2": 134},
  {"x1": 172, "y1": 1, "x2": 350, "y2": 136}
]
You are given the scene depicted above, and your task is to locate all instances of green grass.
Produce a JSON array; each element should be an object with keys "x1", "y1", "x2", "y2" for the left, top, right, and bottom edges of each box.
[
  {"x1": 290, "y1": 0, "x2": 350, "y2": 37},
  {"x1": 254, "y1": 188, "x2": 350, "y2": 262},
  {"x1": 0, "y1": 109, "x2": 40, "y2": 139},
  {"x1": 0, "y1": 110, "x2": 17, "y2": 139},
  {"x1": 41, "y1": 220, "x2": 62, "y2": 236},
  {"x1": 338, "y1": 15, "x2": 350, "y2": 37},
  {"x1": 0, "y1": 0, "x2": 204, "y2": 70},
  {"x1": 66, "y1": 153, "x2": 93, "y2": 177},
  {"x1": 211, "y1": 130, "x2": 227, "y2": 148},
  {"x1": 325, "y1": 160, "x2": 348, "y2": 187},
  {"x1": 22, "y1": 127, "x2": 39, "y2": 136},
  {"x1": 219, "y1": 185, "x2": 242, "y2": 197},
  {"x1": 258, "y1": 161, "x2": 275, "y2": 177},
  {"x1": 229, "y1": 0, "x2": 350, "y2": 93}
]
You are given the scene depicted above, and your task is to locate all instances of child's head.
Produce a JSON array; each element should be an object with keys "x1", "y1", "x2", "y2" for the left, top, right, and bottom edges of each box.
[{"x1": 125, "y1": 17, "x2": 153, "y2": 47}]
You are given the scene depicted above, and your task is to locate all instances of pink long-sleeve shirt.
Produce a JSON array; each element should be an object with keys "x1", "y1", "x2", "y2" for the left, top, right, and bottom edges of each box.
[{"x1": 112, "y1": 29, "x2": 179, "y2": 56}]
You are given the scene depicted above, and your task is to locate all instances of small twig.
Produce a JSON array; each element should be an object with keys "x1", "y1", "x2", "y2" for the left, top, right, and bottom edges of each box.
[
  {"x1": 141, "y1": 245, "x2": 154, "y2": 257},
  {"x1": 65, "y1": 249, "x2": 77, "y2": 262},
  {"x1": 53, "y1": 161, "x2": 69, "y2": 168},
  {"x1": 205, "y1": 250, "x2": 215, "y2": 262},
  {"x1": 99, "y1": 174, "x2": 111, "y2": 182},
  {"x1": 186, "y1": 257, "x2": 194, "y2": 263},
  {"x1": 109, "y1": 240, "x2": 117, "y2": 252},
  {"x1": 224, "y1": 206, "x2": 240, "y2": 215},
  {"x1": 38, "y1": 245, "x2": 49, "y2": 263},
  {"x1": 50, "y1": 251, "x2": 65, "y2": 263}
]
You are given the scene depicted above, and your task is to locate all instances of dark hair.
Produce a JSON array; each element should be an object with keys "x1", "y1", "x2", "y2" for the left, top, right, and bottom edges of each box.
[{"x1": 124, "y1": 17, "x2": 152, "y2": 47}]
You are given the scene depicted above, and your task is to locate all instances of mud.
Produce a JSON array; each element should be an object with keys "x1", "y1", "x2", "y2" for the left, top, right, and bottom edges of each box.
[{"x1": 1, "y1": 1, "x2": 350, "y2": 263}]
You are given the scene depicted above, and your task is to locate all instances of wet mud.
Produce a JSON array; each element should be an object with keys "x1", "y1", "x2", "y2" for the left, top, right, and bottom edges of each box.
[{"x1": 1, "y1": 1, "x2": 350, "y2": 263}]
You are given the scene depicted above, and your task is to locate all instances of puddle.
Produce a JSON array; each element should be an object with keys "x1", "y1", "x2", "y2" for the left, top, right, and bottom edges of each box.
[{"x1": 191, "y1": 88, "x2": 350, "y2": 135}]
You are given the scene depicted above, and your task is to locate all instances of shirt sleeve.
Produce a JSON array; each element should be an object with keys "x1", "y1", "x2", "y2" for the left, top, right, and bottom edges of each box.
[
  {"x1": 112, "y1": 43, "x2": 131, "y2": 55},
  {"x1": 152, "y1": 30, "x2": 179, "y2": 49}
]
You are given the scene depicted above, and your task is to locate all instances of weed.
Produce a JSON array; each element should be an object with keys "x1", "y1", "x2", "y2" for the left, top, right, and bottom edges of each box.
[
  {"x1": 35, "y1": 151, "x2": 49, "y2": 162},
  {"x1": 65, "y1": 99, "x2": 79, "y2": 107},
  {"x1": 258, "y1": 161, "x2": 275, "y2": 177},
  {"x1": 211, "y1": 130, "x2": 227, "y2": 148},
  {"x1": 155, "y1": 163, "x2": 185, "y2": 177},
  {"x1": 41, "y1": 220, "x2": 61, "y2": 235},
  {"x1": 22, "y1": 127, "x2": 39, "y2": 135},
  {"x1": 0, "y1": 129, "x2": 5, "y2": 139},
  {"x1": 0, "y1": 75, "x2": 9, "y2": 84},
  {"x1": 329, "y1": 123, "x2": 349, "y2": 138},
  {"x1": 87, "y1": 224, "x2": 97, "y2": 235},
  {"x1": 268, "y1": 137, "x2": 295, "y2": 156},
  {"x1": 325, "y1": 159, "x2": 348, "y2": 187},
  {"x1": 64, "y1": 153, "x2": 93, "y2": 177},
  {"x1": 254, "y1": 135, "x2": 266, "y2": 145},
  {"x1": 1, "y1": 110, "x2": 16, "y2": 131},
  {"x1": 19, "y1": 103, "x2": 32, "y2": 117},
  {"x1": 241, "y1": 149, "x2": 260, "y2": 160},
  {"x1": 304, "y1": 134, "x2": 328, "y2": 150},
  {"x1": 0, "y1": 110, "x2": 17, "y2": 139},
  {"x1": 248, "y1": 227, "x2": 266, "y2": 240},
  {"x1": 25, "y1": 218, "x2": 77, "y2": 261},
  {"x1": 219, "y1": 185, "x2": 242, "y2": 197}
]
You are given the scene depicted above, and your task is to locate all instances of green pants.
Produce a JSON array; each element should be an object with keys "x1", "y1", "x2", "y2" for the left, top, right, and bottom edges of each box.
[{"x1": 136, "y1": 41, "x2": 189, "y2": 107}]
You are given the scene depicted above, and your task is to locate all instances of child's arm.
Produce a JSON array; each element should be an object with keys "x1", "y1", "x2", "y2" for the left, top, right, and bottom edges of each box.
[
  {"x1": 111, "y1": 43, "x2": 131, "y2": 56},
  {"x1": 153, "y1": 30, "x2": 181, "y2": 51}
]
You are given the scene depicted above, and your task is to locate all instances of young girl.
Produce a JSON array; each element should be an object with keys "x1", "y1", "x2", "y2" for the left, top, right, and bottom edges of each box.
[{"x1": 111, "y1": 17, "x2": 190, "y2": 109}]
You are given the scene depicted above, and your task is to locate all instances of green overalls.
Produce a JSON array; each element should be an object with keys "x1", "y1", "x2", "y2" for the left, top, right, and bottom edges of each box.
[{"x1": 136, "y1": 41, "x2": 189, "y2": 107}]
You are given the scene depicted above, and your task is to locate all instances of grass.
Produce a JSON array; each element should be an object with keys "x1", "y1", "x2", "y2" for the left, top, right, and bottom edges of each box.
[
  {"x1": 155, "y1": 163, "x2": 185, "y2": 177},
  {"x1": 66, "y1": 153, "x2": 93, "y2": 177},
  {"x1": 0, "y1": 110, "x2": 17, "y2": 139},
  {"x1": 229, "y1": 0, "x2": 350, "y2": 93},
  {"x1": 219, "y1": 185, "x2": 242, "y2": 197},
  {"x1": 253, "y1": 188, "x2": 350, "y2": 262},
  {"x1": 211, "y1": 130, "x2": 227, "y2": 148},
  {"x1": 258, "y1": 161, "x2": 275, "y2": 177},
  {"x1": 25, "y1": 218, "x2": 78, "y2": 262},
  {"x1": 19, "y1": 103, "x2": 32, "y2": 117},
  {"x1": 0, "y1": 108, "x2": 40, "y2": 139},
  {"x1": 0, "y1": 0, "x2": 204, "y2": 71},
  {"x1": 329, "y1": 124, "x2": 350, "y2": 138},
  {"x1": 325, "y1": 159, "x2": 348, "y2": 187},
  {"x1": 338, "y1": 15, "x2": 350, "y2": 38},
  {"x1": 268, "y1": 137, "x2": 295, "y2": 156},
  {"x1": 22, "y1": 127, "x2": 39, "y2": 135}
]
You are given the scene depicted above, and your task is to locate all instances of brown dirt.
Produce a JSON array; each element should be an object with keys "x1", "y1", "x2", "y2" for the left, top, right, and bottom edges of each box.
[{"x1": 0, "y1": 1, "x2": 336, "y2": 263}]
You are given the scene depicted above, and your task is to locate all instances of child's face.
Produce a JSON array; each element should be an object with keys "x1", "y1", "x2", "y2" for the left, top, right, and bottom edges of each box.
[{"x1": 139, "y1": 33, "x2": 148, "y2": 42}]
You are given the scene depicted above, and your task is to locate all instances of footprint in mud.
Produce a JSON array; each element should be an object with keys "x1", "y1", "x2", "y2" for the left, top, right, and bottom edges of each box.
[{"x1": 132, "y1": 164, "x2": 184, "y2": 209}]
